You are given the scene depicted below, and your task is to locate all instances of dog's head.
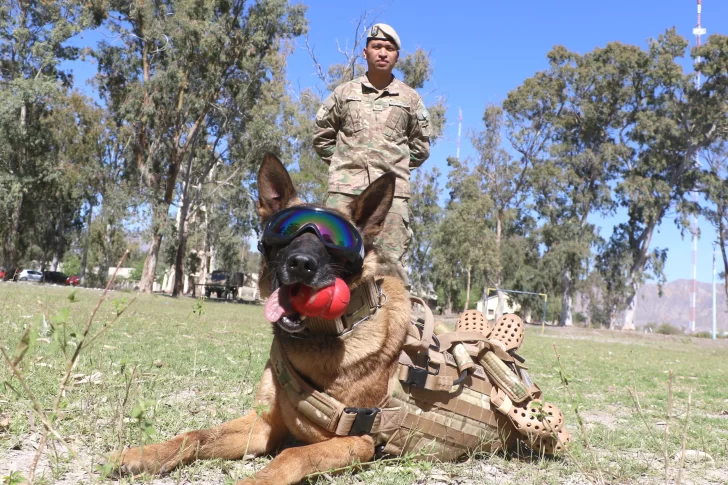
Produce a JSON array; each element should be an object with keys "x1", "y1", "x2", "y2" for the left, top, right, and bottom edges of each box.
[{"x1": 256, "y1": 153, "x2": 395, "y2": 332}]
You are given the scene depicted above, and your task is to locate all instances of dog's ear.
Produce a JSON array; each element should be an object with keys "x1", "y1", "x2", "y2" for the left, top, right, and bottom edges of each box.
[
  {"x1": 257, "y1": 153, "x2": 298, "y2": 219},
  {"x1": 349, "y1": 172, "x2": 396, "y2": 240}
]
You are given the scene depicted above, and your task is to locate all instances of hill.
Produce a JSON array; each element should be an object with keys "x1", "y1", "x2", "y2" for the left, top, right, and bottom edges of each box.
[{"x1": 629, "y1": 279, "x2": 727, "y2": 332}]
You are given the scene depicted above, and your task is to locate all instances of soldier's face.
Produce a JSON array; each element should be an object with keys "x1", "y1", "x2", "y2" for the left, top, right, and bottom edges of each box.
[{"x1": 363, "y1": 40, "x2": 399, "y2": 73}]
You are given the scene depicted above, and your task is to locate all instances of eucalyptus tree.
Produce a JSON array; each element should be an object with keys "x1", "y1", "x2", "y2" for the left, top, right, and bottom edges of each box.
[
  {"x1": 93, "y1": 0, "x2": 307, "y2": 293},
  {"x1": 0, "y1": 0, "x2": 92, "y2": 269}
]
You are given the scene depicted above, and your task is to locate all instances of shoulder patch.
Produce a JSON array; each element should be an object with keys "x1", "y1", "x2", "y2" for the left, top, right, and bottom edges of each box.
[{"x1": 316, "y1": 94, "x2": 336, "y2": 121}]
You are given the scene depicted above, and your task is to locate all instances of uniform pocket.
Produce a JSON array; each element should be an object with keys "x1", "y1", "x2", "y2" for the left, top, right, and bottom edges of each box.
[
  {"x1": 384, "y1": 100, "x2": 410, "y2": 140},
  {"x1": 341, "y1": 96, "x2": 363, "y2": 135}
]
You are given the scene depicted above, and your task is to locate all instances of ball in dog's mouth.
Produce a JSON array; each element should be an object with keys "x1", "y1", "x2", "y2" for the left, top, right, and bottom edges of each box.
[{"x1": 264, "y1": 286, "x2": 308, "y2": 333}]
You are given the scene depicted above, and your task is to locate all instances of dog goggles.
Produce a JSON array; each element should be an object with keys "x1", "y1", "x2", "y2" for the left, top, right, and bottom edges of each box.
[{"x1": 259, "y1": 207, "x2": 364, "y2": 265}]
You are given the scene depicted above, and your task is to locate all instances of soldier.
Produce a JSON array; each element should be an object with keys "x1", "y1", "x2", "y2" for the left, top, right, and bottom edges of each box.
[{"x1": 313, "y1": 23, "x2": 431, "y2": 286}]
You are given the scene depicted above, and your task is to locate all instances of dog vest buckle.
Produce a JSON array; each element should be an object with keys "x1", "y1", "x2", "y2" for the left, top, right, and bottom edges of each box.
[
  {"x1": 344, "y1": 407, "x2": 380, "y2": 435},
  {"x1": 403, "y1": 366, "x2": 429, "y2": 388}
]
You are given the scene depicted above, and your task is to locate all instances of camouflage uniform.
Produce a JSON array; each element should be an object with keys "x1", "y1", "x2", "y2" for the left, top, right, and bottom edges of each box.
[{"x1": 313, "y1": 75, "x2": 430, "y2": 284}]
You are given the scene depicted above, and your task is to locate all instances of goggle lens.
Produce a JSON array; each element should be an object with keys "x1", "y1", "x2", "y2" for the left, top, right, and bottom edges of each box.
[{"x1": 268, "y1": 208, "x2": 358, "y2": 249}]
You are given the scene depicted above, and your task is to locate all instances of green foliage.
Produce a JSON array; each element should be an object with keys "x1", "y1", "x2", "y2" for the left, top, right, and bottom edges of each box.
[
  {"x1": 92, "y1": 0, "x2": 308, "y2": 291},
  {"x1": 408, "y1": 167, "x2": 442, "y2": 297},
  {"x1": 2, "y1": 471, "x2": 26, "y2": 485},
  {"x1": 61, "y1": 253, "x2": 82, "y2": 277},
  {"x1": 653, "y1": 323, "x2": 682, "y2": 335}
]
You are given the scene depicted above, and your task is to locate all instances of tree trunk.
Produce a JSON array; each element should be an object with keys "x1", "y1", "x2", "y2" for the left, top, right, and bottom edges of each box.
[
  {"x1": 4, "y1": 99, "x2": 27, "y2": 270},
  {"x1": 80, "y1": 199, "x2": 94, "y2": 286},
  {"x1": 621, "y1": 217, "x2": 658, "y2": 328},
  {"x1": 139, "y1": 203, "x2": 166, "y2": 293},
  {"x1": 560, "y1": 268, "x2": 573, "y2": 326},
  {"x1": 719, "y1": 207, "x2": 728, "y2": 303},
  {"x1": 495, "y1": 289, "x2": 506, "y2": 319},
  {"x1": 173, "y1": 150, "x2": 196, "y2": 297},
  {"x1": 464, "y1": 266, "x2": 472, "y2": 311},
  {"x1": 172, "y1": 194, "x2": 191, "y2": 297},
  {"x1": 621, "y1": 277, "x2": 639, "y2": 331},
  {"x1": 51, "y1": 213, "x2": 65, "y2": 271},
  {"x1": 3, "y1": 192, "x2": 24, "y2": 270},
  {"x1": 524, "y1": 307, "x2": 532, "y2": 324},
  {"x1": 494, "y1": 213, "x2": 506, "y2": 318}
]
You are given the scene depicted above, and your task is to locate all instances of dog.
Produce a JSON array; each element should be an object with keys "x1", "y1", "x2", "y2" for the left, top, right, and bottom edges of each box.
[{"x1": 112, "y1": 153, "x2": 412, "y2": 484}]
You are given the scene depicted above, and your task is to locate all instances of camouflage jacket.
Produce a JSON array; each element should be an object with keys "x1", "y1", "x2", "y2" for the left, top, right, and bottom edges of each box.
[{"x1": 313, "y1": 75, "x2": 431, "y2": 198}]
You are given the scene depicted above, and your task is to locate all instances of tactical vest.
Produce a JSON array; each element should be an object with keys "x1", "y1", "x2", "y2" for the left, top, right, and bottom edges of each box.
[{"x1": 269, "y1": 282, "x2": 571, "y2": 460}]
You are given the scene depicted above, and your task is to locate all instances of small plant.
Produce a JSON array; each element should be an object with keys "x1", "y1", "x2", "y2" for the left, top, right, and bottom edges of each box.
[
  {"x1": 2, "y1": 472, "x2": 26, "y2": 485},
  {"x1": 655, "y1": 323, "x2": 682, "y2": 335},
  {"x1": 131, "y1": 398, "x2": 157, "y2": 443}
]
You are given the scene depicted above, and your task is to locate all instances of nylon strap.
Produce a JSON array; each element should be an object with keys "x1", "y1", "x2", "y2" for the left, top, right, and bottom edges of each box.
[
  {"x1": 270, "y1": 339, "x2": 403, "y2": 436},
  {"x1": 305, "y1": 279, "x2": 382, "y2": 335}
]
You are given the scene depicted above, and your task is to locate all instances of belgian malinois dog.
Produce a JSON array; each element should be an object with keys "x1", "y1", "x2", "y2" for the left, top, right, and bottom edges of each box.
[{"x1": 112, "y1": 153, "x2": 411, "y2": 484}]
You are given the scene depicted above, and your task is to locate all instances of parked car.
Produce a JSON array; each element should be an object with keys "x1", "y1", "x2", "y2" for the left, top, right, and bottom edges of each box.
[
  {"x1": 66, "y1": 275, "x2": 81, "y2": 286},
  {"x1": 17, "y1": 269, "x2": 43, "y2": 282},
  {"x1": 43, "y1": 271, "x2": 69, "y2": 285}
]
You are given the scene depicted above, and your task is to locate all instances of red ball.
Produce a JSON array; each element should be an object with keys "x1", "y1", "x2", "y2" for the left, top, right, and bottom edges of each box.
[
  {"x1": 288, "y1": 278, "x2": 351, "y2": 320},
  {"x1": 320, "y1": 278, "x2": 350, "y2": 320},
  {"x1": 289, "y1": 284, "x2": 333, "y2": 317}
]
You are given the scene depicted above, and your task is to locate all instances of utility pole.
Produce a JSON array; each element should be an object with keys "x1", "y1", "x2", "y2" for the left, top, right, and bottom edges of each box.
[
  {"x1": 689, "y1": 0, "x2": 706, "y2": 333},
  {"x1": 713, "y1": 245, "x2": 717, "y2": 340}
]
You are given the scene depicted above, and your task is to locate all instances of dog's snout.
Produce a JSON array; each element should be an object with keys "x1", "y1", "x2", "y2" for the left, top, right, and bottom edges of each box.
[{"x1": 286, "y1": 253, "x2": 318, "y2": 282}]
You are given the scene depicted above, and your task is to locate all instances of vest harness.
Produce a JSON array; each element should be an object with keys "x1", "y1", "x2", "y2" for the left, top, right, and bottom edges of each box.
[{"x1": 269, "y1": 280, "x2": 571, "y2": 458}]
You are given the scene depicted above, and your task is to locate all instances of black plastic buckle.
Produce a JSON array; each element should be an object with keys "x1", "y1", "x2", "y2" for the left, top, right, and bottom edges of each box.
[
  {"x1": 403, "y1": 366, "x2": 429, "y2": 388},
  {"x1": 344, "y1": 407, "x2": 380, "y2": 435}
]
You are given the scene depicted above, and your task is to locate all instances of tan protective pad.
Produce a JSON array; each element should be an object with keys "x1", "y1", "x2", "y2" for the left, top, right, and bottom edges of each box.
[
  {"x1": 455, "y1": 310, "x2": 493, "y2": 337},
  {"x1": 491, "y1": 314, "x2": 525, "y2": 351}
]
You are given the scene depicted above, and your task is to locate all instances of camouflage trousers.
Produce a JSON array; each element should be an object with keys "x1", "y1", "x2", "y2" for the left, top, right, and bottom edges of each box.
[{"x1": 325, "y1": 192, "x2": 412, "y2": 287}]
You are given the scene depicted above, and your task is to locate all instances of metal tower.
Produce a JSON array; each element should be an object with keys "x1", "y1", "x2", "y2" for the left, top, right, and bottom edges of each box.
[{"x1": 689, "y1": 0, "x2": 706, "y2": 333}]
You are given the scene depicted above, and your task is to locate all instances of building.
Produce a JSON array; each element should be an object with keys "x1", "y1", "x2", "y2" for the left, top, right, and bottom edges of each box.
[{"x1": 476, "y1": 295, "x2": 521, "y2": 320}]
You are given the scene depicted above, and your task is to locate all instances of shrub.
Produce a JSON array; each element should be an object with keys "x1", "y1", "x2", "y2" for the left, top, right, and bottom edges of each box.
[{"x1": 655, "y1": 323, "x2": 682, "y2": 335}]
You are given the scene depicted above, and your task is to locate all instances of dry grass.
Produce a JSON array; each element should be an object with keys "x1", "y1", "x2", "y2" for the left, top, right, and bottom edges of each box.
[{"x1": 2, "y1": 282, "x2": 727, "y2": 484}]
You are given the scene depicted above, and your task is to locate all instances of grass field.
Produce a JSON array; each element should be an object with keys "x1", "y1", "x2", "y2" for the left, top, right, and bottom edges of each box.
[{"x1": 1, "y1": 282, "x2": 727, "y2": 484}]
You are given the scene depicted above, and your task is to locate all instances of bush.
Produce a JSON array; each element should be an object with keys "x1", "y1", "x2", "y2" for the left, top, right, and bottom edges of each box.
[
  {"x1": 62, "y1": 253, "x2": 82, "y2": 276},
  {"x1": 574, "y1": 312, "x2": 587, "y2": 326},
  {"x1": 655, "y1": 323, "x2": 682, "y2": 335}
]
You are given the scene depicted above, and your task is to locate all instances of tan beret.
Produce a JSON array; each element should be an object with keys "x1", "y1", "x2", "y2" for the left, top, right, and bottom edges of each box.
[{"x1": 367, "y1": 23, "x2": 401, "y2": 50}]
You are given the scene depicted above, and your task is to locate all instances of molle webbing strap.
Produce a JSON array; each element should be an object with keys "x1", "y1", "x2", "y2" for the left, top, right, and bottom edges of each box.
[
  {"x1": 407, "y1": 386, "x2": 499, "y2": 427},
  {"x1": 270, "y1": 340, "x2": 345, "y2": 432},
  {"x1": 304, "y1": 279, "x2": 382, "y2": 335},
  {"x1": 270, "y1": 340, "x2": 402, "y2": 436},
  {"x1": 410, "y1": 296, "x2": 435, "y2": 352}
]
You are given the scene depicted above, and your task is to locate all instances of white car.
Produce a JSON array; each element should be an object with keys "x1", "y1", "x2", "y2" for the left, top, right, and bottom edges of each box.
[{"x1": 17, "y1": 269, "x2": 43, "y2": 282}]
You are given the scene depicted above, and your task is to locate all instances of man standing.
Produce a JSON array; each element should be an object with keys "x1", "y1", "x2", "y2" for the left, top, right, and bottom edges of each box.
[{"x1": 313, "y1": 23, "x2": 431, "y2": 286}]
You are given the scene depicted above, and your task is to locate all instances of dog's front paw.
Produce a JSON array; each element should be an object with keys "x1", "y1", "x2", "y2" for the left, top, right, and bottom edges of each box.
[
  {"x1": 107, "y1": 445, "x2": 179, "y2": 476},
  {"x1": 235, "y1": 478, "x2": 275, "y2": 485}
]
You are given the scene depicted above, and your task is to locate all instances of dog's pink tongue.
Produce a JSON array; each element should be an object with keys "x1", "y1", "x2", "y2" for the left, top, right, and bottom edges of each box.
[{"x1": 264, "y1": 288, "x2": 294, "y2": 323}]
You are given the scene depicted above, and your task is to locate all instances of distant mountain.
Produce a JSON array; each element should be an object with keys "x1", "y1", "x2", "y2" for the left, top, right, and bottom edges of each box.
[
  {"x1": 576, "y1": 279, "x2": 727, "y2": 332},
  {"x1": 632, "y1": 279, "x2": 727, "y2": 332}
]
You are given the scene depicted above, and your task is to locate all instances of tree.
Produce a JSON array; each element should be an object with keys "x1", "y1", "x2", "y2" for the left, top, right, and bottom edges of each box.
[
  {"x1": 408, "y1": 167, "x2": 441, "y2": 297},
  {"x1": 93, "y1": 0, "x2": 307, "y2": 293},
  {"x1": 433, "y1": 157, "x2": 496, "y2": 313},
  {"x1": 700, "y1": 140, "x2": 728, "y2": 303},
  {"x1": 504, "y1": 43, "x2": 634, "y2": 326},
  {"x1": 0, "y1": 0, "x2": 92, "y2": 270},
  {"x1": 604, "y1": 31, "x2": 728, "y2": 329},
  {"x1": 471, "y1": 105, "x2": 532, "y2": 318}
]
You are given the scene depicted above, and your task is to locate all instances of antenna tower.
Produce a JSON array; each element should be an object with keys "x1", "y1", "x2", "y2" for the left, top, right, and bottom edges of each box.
[{"x1": 689, "y1": 0, "x2": 706, "y2": 333}]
